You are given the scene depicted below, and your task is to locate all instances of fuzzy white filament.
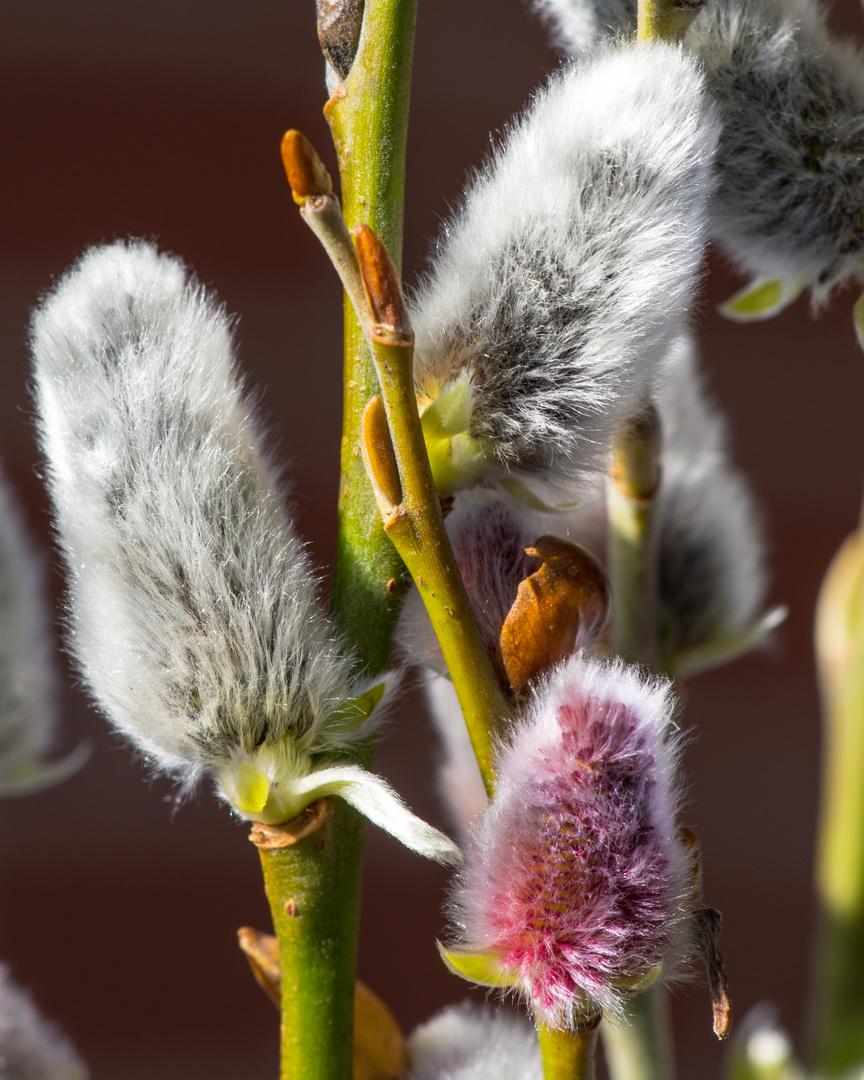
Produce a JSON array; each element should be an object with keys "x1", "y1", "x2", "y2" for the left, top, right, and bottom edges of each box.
[
  {"x1": 30, "y1": 241, "x2": 458, "y2": 863},
  {"x1": 0, "y1": 966, "x2": 88, "y2": 1080},
  {"x1": 410, "y1": 41, "x2": 719, "y2": 494}
]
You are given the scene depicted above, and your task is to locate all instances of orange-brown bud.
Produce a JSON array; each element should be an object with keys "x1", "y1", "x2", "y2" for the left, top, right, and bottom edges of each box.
[
  {"x1": 235, "y1": 928, "x2": 408, "y2": 1080},
  {"x1": 352, "y1": 224, "x2": 413, "y2": 343},
  {"x1": 237, "y1": 927, "x2": 281, "y2": 1008},
  {"x1": 361, "y1": 395, "x2": 402, "y2": 508},
  {"x1": 353, "y1": 981, "x2": 409, "y2": 1080},
  {"x1": 281, "y1": 130, "x2": 334, "y2": 206}
]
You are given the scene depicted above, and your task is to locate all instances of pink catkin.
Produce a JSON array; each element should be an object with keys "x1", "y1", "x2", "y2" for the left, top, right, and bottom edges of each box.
[{"x1": 451, "y1": 654, "x2": 690, "y2": 1026}]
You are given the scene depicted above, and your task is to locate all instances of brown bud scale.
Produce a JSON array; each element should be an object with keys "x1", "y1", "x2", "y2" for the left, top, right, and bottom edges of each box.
[
  {"x1": 498, "y1": 536, "x2": 610, "y2": 695},
  {"x1": 353, "y1": 224, "x2": 413, "y2": 342},
  {"x1": 361, "y1": 395, "x2": 402, "y2": 508}
]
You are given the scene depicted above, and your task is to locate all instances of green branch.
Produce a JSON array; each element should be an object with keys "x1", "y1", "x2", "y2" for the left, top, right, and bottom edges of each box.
[
  {"x1": 326, "y1": 0, "x2": 418, "y2": 671},
  {"x1": 538, "y1": 1020, "x2": 601, "y2": 1080},
  {"x1": 607, "y1": 407, "x2": 662, "y2": 669},
  {"x1": 253, "y1": 7, "x2": 418, "y2": 1079},
  {"x1": 601, "y1": 992, "x2": 677, "y2": 1080},
  {"x1": 253, "y1": 801, "x2": 364, "y2": 1080},
  {"x1": 352, "y1": 225, "x2": 514, "y2": 795}
]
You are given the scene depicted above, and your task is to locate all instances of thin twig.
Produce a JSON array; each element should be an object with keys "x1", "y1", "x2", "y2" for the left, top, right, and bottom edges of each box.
[{"x1": 353, "y1": 224, "x2": 514, "y2": 795}]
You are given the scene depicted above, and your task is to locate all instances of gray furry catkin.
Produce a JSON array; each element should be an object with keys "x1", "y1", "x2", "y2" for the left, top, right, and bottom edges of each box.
[
  {"x1": 32, "y1": 241, "x2": 351, "y2": 780},
  {"x1": 531, "y1": 0, "x2": 864, "y2": 308},
  {"x1": 410, "y1": 41, "x2": 719, "y2": 496},
  {"x1": 0, "y1": 966, "x2": 88, "y2": 1080},
  {"x1": 406, "y1": 1004, "x2": 542, "y2": 1080},
  {"x1": 691, "y1": 0, "x2": 864, "y2": 307},
  {"x1": 530, "y1": 0, "x2": 636, "y2": 55},
  {"x1": 30, "y1": 241, "x2": 458, "y2": 861}
]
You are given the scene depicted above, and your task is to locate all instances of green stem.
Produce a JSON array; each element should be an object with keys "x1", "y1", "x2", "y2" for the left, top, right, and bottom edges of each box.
[
  {"x1": 607, "y1": 476, "x2": 660, "y2": 669},
  {"x1": 293, "y1": 187, "x2": 514, "y2": 794},
  {"x1": 605, "y1": 406, "x2": 675, "y2": 1080},
  {"x1": 361, "y1": 330, "x2": 513, "y2": 795},
  {"x1": 809, "y1": 519, "x2": 864, "y2": 1076},
  {"x1": 326, "y1": 0, "x2": 418, "y2": 672},
  {"x1": 608, "y1": 407, "x2": 661, "y2": 670},
  {"x1": 538, "y1": 1021, "x2": 600, "y2": 1080},
  {"x1": 255, "y1": 801, "x2": 365, "y2": 1080},
  {"x1": 297, "y1": 194, "x2": 369, "y2": 327},
  {"x1": 601, "y1": 992, "x2": 676, "y2": 1080},
  {"x1": 255, "y1": 6, "x2": 417, "y2": 1079}
]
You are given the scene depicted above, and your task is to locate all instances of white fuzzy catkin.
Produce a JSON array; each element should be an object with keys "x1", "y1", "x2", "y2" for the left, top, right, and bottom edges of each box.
[
  {"x1": 690, "y1": 0, "x2": 864, "y2": 304},
  {"x1": 531, "y1": 0, "x2": 864, "y2": 305},
  {"x1": 30, "y1": 241, "x2": 459, "y2": 863},
  {"x1": 654, "y1": 335, "x2": 776, "y2": 672},
  {"x1": 410, "y1": 41, "x2": 719, "y2": 494},
  {"x1": 31, "y1": 241, "x2": 351, "y2": 777},
  {"x1": 0, "y1": 966, "x2": 88, "y2": 1080},
  {"x1": 0, "y1": 468, "x2": 84, "y2": 795},
  {"x1": 406, "y1": 1004, "x2": 541, "y2": 1080}
]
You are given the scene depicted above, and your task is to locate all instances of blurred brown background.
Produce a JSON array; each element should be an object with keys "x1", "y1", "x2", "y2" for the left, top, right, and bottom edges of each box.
[{"x1": 1, "y1": 2, "x2": 863, "y2": 1077}]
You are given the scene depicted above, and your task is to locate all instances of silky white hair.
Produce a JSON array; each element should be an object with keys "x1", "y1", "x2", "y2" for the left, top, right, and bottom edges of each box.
[
  {"x1": 0, "y1": 966, "x2": 88, "y2": 1080},
  {"x1": 410, "y1": 41, "x2": 719, "y2": 494},
  {"x1": 406, "y1": 1004, "x2": 541, "y2": 1080},
  {"x1": 31, "y1": 241, "x2": 355, "y2": 780}
]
